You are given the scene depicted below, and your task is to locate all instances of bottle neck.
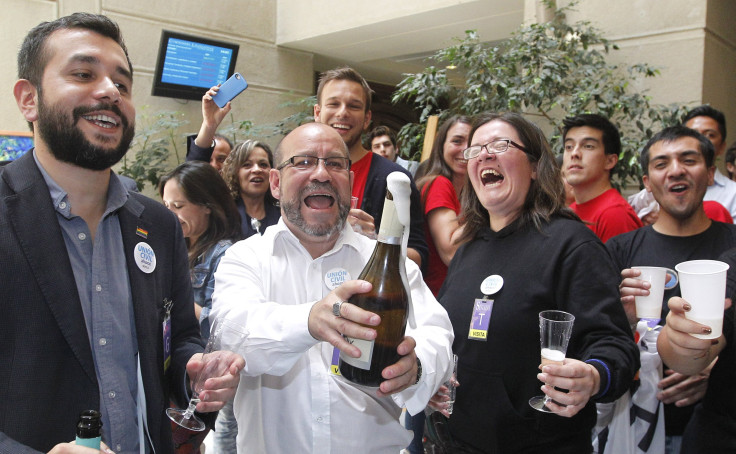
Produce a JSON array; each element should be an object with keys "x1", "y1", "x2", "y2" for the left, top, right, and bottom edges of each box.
[{"x1": 377, "y1": 198, "x2": 403, "y2": 245}]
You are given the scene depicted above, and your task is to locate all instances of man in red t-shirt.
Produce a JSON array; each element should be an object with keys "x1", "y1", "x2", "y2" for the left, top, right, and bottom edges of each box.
[
  {"x1": 563, "y1": 114, "x2": 642, "y2": 242},
  {"x1": 312, "y1": 67, "x2": 427, "y2": 268}
]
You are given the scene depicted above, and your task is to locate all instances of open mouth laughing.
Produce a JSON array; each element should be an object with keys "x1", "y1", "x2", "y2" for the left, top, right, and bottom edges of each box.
[
  {"x1": 304, "y1": 193, "x2": 335, "y2": 209},
  {"x1": 481, "y1": 168, "x2": 504, "y2": 187},
  {"x1": 330, "y1": 123, "x2": 351, "y2": 133},
  {"x1": 669, "y1": 183, "x2": 689, "y2": 194},
  {"x1": 82, "y1": 114, "x2": 119, "y2": 129}
]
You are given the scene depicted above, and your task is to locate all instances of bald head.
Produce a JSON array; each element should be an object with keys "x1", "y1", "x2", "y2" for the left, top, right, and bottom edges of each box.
[
  {"x1": 270, "y1": 122, "x2": 353, "y2": 257},
  {"x1": 275, "y1": 122, "x2": 349, "y2": 166}
]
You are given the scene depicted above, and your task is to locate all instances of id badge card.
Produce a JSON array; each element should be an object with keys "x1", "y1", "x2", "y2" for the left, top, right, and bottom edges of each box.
[
  {"x1": 162, "y1": 298, "x2": 172, "y2": 373},
  {"x1": 468, "y1": 298, "x2": 494, "y2": 341},
  {"x1": 330, "y1": 347, "x2": 342, "y2": 375}
]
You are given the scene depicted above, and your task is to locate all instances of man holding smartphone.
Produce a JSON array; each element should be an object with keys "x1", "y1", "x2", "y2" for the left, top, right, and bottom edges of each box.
[{"x1": 187, "y1": 84, "x2": 236, "y2": 172}]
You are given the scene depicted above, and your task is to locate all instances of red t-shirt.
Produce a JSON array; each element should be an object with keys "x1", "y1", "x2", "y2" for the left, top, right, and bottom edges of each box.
[
  {"x1": 421, "y1": 175, "x2": 461, "y2": 295},
  {"x1": 350, "y1": 152, "x2": 373, "y2": 209},
  {"x1": 570, "y1": 188, "x2": 643, "y2": 243},
  {"x1": 703, "y1": 200, "x2": 733, "y2": 223}
]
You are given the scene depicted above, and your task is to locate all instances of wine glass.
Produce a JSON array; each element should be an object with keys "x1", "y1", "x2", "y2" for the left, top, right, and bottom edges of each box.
[
  {"x1": 444, "y1": 354, "x2": 459, "y2": 415},
  {"x1": 529, "y1": 310, "x2": 575, "y2": 413},
  {"x1": 167, "y1": 317, "x2": 248, "y2": 431}
]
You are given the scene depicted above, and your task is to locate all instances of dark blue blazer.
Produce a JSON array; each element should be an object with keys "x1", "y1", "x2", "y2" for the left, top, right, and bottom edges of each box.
[
  {"x1": 361, "y1": 154, "x2": 428, "y2": 272},
  {"x1": 0, "y1": 152, "x2": 205, "y2": 453}
]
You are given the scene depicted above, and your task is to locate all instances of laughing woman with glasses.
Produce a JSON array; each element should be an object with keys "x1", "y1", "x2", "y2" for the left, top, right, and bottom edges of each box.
[
  {"x1": 221, "y1": 140, "x2": 281, "y2": 238},
  {"x1": 429, "y1": 112, "x2": 638, "y2": 453}
]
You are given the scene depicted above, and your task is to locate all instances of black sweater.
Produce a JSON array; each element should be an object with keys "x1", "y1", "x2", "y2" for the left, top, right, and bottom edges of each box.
[{"x1": 439, "y1": 215, "x2": 639, "y2": 453}]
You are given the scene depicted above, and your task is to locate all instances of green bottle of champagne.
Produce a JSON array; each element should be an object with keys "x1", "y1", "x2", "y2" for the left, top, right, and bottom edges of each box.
[{"x1": 339, "y1": 173, "x2": 411, "y2": 386}]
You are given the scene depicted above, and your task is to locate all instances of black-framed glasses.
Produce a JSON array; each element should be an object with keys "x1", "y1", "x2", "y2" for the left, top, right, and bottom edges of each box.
[
  {"x1": 277, "y1": 155, "x2": 351, "y2": 172},
  {"x1": 463, "y1": 139, "x2": 528, "y2": 159}
]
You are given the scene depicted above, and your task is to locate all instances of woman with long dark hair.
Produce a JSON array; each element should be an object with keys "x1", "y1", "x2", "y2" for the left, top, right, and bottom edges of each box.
[
  {"x1": 432, "y1": 112, "x2": 638, "y2": 453},
  {"x1": 416, "y1": 115, "x2": 472, "y2": 295},
  {"x1": 160, "y1": 161, "x2": 242, "y2": 453},
  {"x1": 160, "y1": 161, "x2": 241, "y2": 338},
  {"x1": 221, "y1": 139, "x2": 280, "y2": 238}
]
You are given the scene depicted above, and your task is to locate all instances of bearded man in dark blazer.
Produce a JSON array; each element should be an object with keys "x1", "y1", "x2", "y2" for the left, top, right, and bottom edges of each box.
[{"x1": 0, "y1": 13, "x2": 244, "y2": 453}]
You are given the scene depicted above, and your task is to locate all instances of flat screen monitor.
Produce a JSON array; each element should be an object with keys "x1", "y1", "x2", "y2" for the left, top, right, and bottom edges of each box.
[{"x1": 151, "y1": 30, "x2": 239, "y2": 101}]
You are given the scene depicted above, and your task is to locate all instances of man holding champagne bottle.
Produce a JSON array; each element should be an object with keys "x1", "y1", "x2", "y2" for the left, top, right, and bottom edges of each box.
[{"x1": 211, "y1": 122, "x2": 454, "y2": 454}]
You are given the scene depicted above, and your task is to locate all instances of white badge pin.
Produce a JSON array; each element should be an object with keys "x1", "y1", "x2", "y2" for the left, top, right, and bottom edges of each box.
[
  {"x1": 480, "y1": 275, "x2": 503, "y2": 295},
  {"x1": 324, "y1": 268, "x2": 351, "y2": 290},
  {"x1": 134, "y1": 242, "x2": 156, "y2": 274}
]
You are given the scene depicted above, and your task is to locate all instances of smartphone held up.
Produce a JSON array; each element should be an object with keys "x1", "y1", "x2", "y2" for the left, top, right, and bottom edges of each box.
[{"x1": 212, "y1": 72, "x2": 248, "y2": 108}]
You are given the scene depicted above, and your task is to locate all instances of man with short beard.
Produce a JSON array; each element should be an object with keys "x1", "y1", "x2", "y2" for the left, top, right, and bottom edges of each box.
[
  {"x1": 607, "y1": 125, "x2": 736, "y2": 453},
  {"x1": 0, "y1": 13, "x2": 242, "y2": 453},
  {"x1": 211, "y1": 122, "x2": 454, "y2": 454}
]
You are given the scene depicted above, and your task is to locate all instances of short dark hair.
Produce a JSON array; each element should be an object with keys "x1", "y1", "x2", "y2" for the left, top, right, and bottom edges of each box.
[
  {"x1": 562, "y1": 113, "x2": 621, "y2": 156},
  {"x1": 214, "y1": 134, "x2": 234, "y2": 151},
  {"x1": 725, "y1": 141, "x2": 736, "y2": 179},
  {"x1": 316, "y1": 67, "x2": 373, "y2": 112},
  {"x1": 159, "y1": 162, "x2": 242, "y2": 266},
  {"x1": 367, "y1": 126, "x2": 397, "y2": 148},
  {"x1": 18, "y1": 13, "x2": 132, "y2": 87},
  {"x1": 640, "y1": 125, "x2": 715, "y2": 175},
  {"x1": 682, "y1": 105, "x2": 727, "y2": 141}
]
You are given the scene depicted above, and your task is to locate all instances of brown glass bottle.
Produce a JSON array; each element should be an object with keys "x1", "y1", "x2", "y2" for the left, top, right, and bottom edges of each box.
[{"x1": 339, "y1": 189, "x2": 410, "y2": 386}]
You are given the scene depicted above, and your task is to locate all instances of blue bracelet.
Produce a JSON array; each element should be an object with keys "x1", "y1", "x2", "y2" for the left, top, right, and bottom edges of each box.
[{"x1": 585, "y1": 359, "x2": 611, "y2": 398}]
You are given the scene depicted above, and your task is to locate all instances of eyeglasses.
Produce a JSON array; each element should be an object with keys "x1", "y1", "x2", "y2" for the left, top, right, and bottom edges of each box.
[
  {"x1": 277, "y1": 155, "x2": 351, "y2": 172},
  {"x1": 462, "y1": 139, "x2": 528, "y2": 160}
]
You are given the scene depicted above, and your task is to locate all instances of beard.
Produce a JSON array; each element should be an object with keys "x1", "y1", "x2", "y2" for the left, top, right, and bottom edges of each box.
[
  {"x1": 281, "y1": 181, "x2": 350, "y2": 237},
  {"x1": 36, "y1": 89, "x2": 135, "y2": 171}
]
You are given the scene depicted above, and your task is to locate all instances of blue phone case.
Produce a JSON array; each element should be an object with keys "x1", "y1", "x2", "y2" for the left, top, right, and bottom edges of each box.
[{"x1": 212, "y1": 72, "x2": 248, "y2": 108}]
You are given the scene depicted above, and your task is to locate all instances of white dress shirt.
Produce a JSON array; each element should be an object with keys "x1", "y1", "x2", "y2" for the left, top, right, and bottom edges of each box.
[
  {"x1": 705, "y1": 168, "x2": 736, "y2": 220},
  {"x1": 211, "y1": 220, "x2": 454, "y2": 454}
]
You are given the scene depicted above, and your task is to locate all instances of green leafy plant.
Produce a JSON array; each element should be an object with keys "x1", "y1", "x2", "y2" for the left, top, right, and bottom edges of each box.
[
  {"x1": 119, "y1": 107, "x2": 189, "y2": 191},
  {"x1": 392, "y1": 1, "x2": 689, "y2": 188},
  {"x1": 220, "y1": 95, "x2": 316, "y2": 146},
  {"x1": 268, "y1": 95, "x2": 318, "y2": 138}
]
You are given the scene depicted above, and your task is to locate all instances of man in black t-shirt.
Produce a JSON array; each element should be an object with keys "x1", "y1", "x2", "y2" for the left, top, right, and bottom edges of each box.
[{"x1": 608, "y1": 126, "x2": 736, "y2": 451}]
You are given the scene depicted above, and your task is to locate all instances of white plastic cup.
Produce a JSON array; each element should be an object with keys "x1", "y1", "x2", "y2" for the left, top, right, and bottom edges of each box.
[
  {"x1": 632, "y1": 266, "x2": 668, "y2": 319},
  {"x1": 675, "y1": 260, "x2": 729, "y2": 339}
]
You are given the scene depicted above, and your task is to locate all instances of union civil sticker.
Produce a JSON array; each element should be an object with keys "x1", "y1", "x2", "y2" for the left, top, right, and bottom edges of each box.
[
  {"x1": 480, "y1": 275, "x2": 503, "y2": 295},
  {"x1": 324, "y1": 268, "x2": 351, "y2": 290},
  {"x1": 134, "y1": 242, "x2": 156, "y2": 274}
]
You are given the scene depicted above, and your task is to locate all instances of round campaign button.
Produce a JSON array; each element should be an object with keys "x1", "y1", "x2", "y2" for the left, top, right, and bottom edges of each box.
[
  {"x1": 664, "y1": 269, "x2": 678, "y2": 290},
  {"x1": 324, "y1": 268, "x2": 351, "y2": 290},
  {"x1": 134, "y1": 242, "x2": 156, "y2": 274},
  {"x1": 480, "y1": 275, "x2": 503, "y2": 295}
]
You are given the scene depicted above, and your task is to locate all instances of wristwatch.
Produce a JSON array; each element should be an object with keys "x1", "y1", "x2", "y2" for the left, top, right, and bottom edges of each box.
[{"x1": 414, "y1": 357, "x2": 422, "y2": 385}]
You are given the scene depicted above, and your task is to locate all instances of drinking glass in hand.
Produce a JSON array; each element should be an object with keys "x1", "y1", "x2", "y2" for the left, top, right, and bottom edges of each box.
[
  {"x1": 529, "y1": 310, "x2": 575, "y2": 413},
  {"x1": 444, "y1": 354, "x2": 459, "y2": 414},
  {"x1": 167, "y1": 318, "x2": 248, "y2": 431}
]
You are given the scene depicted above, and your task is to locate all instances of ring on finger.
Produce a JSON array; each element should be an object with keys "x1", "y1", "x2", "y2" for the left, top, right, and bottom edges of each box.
[{"x1": 333, "y1": 300, "x2": 346, "y2": 317}]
